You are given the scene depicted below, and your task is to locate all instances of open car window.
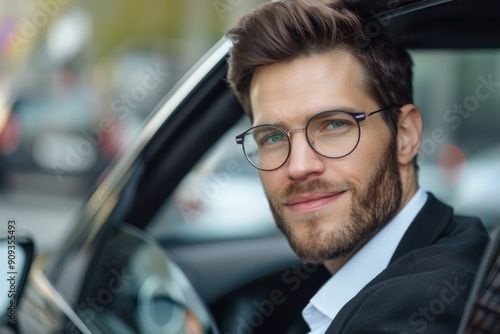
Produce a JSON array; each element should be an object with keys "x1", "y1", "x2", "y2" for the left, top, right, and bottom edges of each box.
[{"x1": 147, "y1": 116, "x2": 277, "y2": 243}]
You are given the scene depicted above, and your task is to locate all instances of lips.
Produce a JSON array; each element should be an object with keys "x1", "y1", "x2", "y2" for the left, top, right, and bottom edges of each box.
[{"x1": 285, "y1": 191, "x2": 345, "y2": 213}]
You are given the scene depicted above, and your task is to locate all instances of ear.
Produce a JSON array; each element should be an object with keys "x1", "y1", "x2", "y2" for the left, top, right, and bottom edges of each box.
[{"x1": 397, "y1": 104, "x2": 422, "y2": 166}]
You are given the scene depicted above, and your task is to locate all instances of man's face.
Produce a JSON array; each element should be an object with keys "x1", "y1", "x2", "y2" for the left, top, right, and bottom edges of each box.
[{"x1": 250, "y1": 50, "x2": 403, "y2": 263}]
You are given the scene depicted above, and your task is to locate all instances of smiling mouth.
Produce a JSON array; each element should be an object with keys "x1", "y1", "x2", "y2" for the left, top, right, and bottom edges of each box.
[{"x1": 285, "y1": 191, "x2": 345, "y2": 213}]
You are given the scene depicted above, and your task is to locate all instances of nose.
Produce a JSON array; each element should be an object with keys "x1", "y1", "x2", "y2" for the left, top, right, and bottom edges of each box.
[{"x1": 286, "y1": 129, "x2": 326, "y2": 180}]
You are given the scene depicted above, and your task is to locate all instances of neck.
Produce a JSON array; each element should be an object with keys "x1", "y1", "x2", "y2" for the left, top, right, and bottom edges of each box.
[
  {"x1": 323, "y1": 246, "x2": 359, "y2": 275},
  {"x1": 399, "y1": 166, "x2": 419, "y2": 216}
]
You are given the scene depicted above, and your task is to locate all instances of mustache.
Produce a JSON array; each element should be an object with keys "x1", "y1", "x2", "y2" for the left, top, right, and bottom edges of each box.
[{"x1": 270, "y1": 178, "x2": 353, "y2": 205}]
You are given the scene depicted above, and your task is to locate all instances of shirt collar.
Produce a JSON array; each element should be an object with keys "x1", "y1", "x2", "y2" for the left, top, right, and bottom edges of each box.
[{"x1": 302, "y1": 188, "x2": 428, "y2": 333}]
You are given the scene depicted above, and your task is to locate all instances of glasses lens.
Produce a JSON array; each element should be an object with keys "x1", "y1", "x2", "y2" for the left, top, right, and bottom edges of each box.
[
  {"x1": 307, "y1": 111, "x2": 360, "y2": 158},
  {"x1": 242, "y1": 125, "x2": 290, "y2": 170}
]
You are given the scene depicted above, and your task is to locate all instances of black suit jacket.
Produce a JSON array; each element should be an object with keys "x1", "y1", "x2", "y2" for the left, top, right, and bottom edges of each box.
[{"x1": 325, "y1": 193, "x2": 489, "y2": 334}]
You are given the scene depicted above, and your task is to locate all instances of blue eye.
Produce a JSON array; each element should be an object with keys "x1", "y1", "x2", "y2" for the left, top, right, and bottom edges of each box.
[
  {"x1": 311, "y1": 114, "x2": 355, "y2": 138},
  {"x1": 253, "y1": 128, "x2": 287, "y2": 148},
  {"x1": 326, "y1": 120, "x2": 346, "y2": 129},
  {"x1": 265, "y1": 133, "x2": 285, "y2": 143}
]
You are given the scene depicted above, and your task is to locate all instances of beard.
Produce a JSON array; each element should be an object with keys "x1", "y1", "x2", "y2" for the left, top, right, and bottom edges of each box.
[{"x1": 267, "y1": 136, "x2": 402, "y2": 263}]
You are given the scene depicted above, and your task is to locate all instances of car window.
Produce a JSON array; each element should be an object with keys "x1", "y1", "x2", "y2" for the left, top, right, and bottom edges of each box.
[
  {"x1": 147, "y1": 117, "x2": 278, "y2": 242},
  {"x1": 148, "y1": 49, "x2": 500, "y2": 243}
]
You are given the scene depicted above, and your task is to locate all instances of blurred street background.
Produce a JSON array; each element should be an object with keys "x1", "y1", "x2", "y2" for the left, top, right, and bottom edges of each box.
[{"x1": 0, "y1": 0, "x2": 265, "y2": 255}]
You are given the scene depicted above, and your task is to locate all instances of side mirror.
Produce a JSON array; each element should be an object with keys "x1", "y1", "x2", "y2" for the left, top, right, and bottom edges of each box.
[{"x1": 0, "y1": 231, "x2": 35, "y2": 332}]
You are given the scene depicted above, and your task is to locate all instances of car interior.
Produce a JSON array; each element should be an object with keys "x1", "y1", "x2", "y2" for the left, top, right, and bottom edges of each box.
[{"x1": 457, "y1": 226, "x2": 500, "y2": 334}]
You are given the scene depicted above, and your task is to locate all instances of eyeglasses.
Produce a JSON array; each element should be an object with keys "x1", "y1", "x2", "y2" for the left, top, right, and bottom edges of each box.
[{"x1": 236, "y1": 107, "x2": 394, "y2": 171}]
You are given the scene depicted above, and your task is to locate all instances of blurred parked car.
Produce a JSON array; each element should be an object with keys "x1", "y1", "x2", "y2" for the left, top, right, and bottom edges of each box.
[
  {"x1": 1, "y1": 0, "x2": 499, "y2": 333},
  {"x1": 0, "y1": 111, "x2": 22, "y2": 189},
  {"x1": 1, "y1": 69, "x2": 115, "y2": 192}
]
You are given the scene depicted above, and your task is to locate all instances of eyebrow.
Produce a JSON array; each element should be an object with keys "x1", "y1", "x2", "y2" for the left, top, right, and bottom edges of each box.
[{"x1": 255, "y1": 105, "x2": 361, "y2": 128}]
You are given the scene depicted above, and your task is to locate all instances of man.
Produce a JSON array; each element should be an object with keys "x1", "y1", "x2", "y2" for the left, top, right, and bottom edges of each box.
[{"x1": 226, "y1": 0, "x2": 489, "y2": 333}]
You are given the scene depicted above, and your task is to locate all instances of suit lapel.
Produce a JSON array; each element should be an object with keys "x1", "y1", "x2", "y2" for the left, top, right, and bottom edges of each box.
[
  {"x1": 389, "y1": 192, "x2": 453, "y2": 264},
  {"x1": 325, "y1": 193, "x2": 456, "y2": 334}
]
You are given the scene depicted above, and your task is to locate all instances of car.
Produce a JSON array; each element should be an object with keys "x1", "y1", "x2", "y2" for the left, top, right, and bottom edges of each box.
[
  {"x1": 1, "y1": 0, "x2": 500, "y2": 333},
  {"x1": 0, "y1": 71, "x2": 119, "y2": 194},
  {"x1": 0, "y1": 111, "x2": 22, "y2": 189}
]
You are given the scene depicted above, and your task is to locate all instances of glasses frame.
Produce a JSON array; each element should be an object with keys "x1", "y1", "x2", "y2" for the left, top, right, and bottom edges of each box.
[{"x1": 236, "y1": 106, "x2": 395, "y2": 171}]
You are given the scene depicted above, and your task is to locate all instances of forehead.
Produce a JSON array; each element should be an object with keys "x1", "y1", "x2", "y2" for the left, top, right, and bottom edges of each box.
[{"x1": 249, "y1": 49, "x2": 376, "y2": 125}]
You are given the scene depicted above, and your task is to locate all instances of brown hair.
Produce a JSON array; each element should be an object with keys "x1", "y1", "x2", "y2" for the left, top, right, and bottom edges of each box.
[{"x1": 226, "y1": 0, "x2": 416, "y2": 167}]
